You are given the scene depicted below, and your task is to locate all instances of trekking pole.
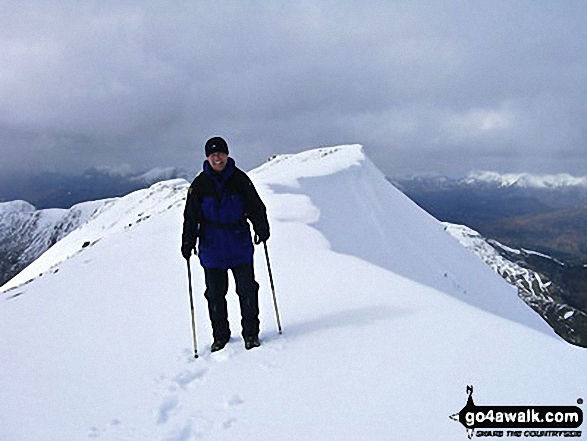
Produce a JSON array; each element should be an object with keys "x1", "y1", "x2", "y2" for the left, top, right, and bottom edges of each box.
[
  {"x1": 263, "y1": 241, "x2": 282, "y2": 334},
  {"x1": 186, "y1": 259, "x2": 199, "y2": 358}
]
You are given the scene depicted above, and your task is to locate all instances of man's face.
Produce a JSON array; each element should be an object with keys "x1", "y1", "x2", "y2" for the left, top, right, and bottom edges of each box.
[{"x1": 207, "y1": 152, "x2": 228, "y2": 173}]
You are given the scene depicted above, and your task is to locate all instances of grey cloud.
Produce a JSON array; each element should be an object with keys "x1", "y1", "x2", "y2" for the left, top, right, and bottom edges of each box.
[{"x1": 0, "y1": 0, "x2": 585, "y2": 180}]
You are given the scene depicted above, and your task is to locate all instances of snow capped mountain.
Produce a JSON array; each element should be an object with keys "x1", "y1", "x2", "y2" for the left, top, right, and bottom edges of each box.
[
  {"x1": 0, "y1": 199, "x2": 108, "y2": 286},
  {"x1": 93, "y1": 165, "x2": 190, "y2": 183},
  {"x1": 131, "y1": 167, "x2": 190, "y2": 185},
  {"x1": 1, "y1": 145, "x2": 585, "y2": 441},
  {"x1": 465, "y1": 170, "x2": 587, "y2": 188}
]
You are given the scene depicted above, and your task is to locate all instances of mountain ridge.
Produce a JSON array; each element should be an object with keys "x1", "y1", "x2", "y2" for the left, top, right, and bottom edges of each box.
[
  {"x1": 0, "y1": 198, "x2": 108, "y2": 287},
  {"x1": 465, "y1": 170, "x2": 587, "y2": 188}
]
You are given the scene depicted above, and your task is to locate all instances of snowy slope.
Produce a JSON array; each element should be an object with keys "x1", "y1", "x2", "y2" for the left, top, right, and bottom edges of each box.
[
  {"x1": 0, "y1": 199, "x2": 107, "y2": 286},
  {"x1": 1, "y1": 145, "x2": 585, "y2": 441}
]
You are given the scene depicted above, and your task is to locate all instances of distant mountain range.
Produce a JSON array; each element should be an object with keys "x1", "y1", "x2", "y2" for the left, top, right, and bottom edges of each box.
[
  {"x1": 392, "y1": 172, "x2": 587, "y2": 263},
  {"x1": 404, "y1": 170, "x2": 587, "y2": 189},
  {"x1": 464, "y1": 170, "x2": 587, "y2": 188}
]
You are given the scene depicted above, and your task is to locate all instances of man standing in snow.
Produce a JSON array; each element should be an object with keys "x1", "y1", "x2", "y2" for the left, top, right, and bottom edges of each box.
[{"x1": 181, "y1": 136, "x2": 270, "y2": 352}]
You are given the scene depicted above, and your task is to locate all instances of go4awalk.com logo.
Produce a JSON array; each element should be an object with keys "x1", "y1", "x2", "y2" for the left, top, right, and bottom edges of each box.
[{"x1": 450, "y1": 386, "x2": 583, "y2": 439}]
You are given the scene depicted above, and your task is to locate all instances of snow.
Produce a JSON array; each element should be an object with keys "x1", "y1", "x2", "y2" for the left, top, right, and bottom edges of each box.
[
  {"x1": 465, "y1": 170, "x2": 587, "y2": 188},
  {"x1": 520, "y1": 248, "x2": 566, "y2": 266},
  {"x1": 445, "y1": 223, "x2": 540, "y2": 289},
  {"x1": 0, "y1": 198, "x2": 108, "y2": 285},
  {"x1": 444, "y1": 223, "x2": 563, "y2": 310},
  {"x1": 1, "y1": 145, "x2": 586, "y2": 441},
  {"x1": 0, "y1": 199, "x2": 106, "y2": 238},
  {"x1": 132, "y1": 167, "x2": 188, "y2": 184},
  {"x1": 0, "y1": 199, "x2": 36, "y2": 214}
]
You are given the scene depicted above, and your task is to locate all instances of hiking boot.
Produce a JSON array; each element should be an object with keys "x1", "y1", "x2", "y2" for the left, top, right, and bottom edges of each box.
[
  {"x1": 244, "y1": 336, "x2": 260, "y2": 350},
  {"x1": 210, "y1": 337, "x2": 230, "y2": 353}
]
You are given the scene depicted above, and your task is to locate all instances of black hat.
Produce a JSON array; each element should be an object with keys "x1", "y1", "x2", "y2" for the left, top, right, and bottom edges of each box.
[{"x1": 205, "y1": 136, "x2": 229, "y2": 156}]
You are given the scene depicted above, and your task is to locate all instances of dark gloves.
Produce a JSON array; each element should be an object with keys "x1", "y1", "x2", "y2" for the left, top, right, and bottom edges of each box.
[
  {"x1": 254, "y1": 226, "x2": 270, "y2": 245},
  {"x1": 181, "y1": 242, "x2": 194, "y2": 260}
]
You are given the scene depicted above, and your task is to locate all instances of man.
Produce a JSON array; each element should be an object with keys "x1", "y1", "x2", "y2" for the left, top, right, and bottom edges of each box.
[{"x1": 181, "y1": 136, "x2": 270, "y2": 352}]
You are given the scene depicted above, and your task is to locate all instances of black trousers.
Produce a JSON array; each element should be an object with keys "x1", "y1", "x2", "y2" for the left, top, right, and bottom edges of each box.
[{"x1": 203, "y1": 263, "x2": 260, "y2": 340}]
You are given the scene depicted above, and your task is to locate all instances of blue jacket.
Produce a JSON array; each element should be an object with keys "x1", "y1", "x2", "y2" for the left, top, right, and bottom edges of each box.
[{"x1": 182, "y1": 158, "x2": 269, "y2": 269}]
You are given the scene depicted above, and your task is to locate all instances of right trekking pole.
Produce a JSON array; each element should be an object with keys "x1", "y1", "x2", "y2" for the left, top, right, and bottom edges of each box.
[
  {"x1": 186, "y1": 259, "x2": 199, "y2": 358},
  {"x1": 263, "y1": 241, "x2": 282, "y2": 334}
]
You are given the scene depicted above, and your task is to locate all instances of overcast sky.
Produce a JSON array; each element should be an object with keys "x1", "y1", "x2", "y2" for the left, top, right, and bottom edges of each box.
[{"x1": 1, "y1": 0, "x2": 586, "y2": 179}]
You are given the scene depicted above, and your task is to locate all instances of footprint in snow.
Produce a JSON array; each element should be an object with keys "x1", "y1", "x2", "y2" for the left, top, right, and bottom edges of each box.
[
  {"x1": 87, "y1": 419, "x2": 122, "y2": 439},
  {"x1": 88, "y1": 426, "x2": 102, "y2": 438},
  {"x1": 157, "y1": 396, "x2": 180, "y2": 425},
  {"x1": 164, "y1": 423, "x2": 193, "y2": 441},
  {"x1": 173, "y1": 368, "x2": 207, "y2": 389},
  {"x1": 226, "y1": 394, "x2": 244, "y2": 407},
  {"x1": 222, "y1": 417, "x2": 238, "y2": 430},
  {"x1": 163, "y1": 414, "x2": 216, "y2": 441}
]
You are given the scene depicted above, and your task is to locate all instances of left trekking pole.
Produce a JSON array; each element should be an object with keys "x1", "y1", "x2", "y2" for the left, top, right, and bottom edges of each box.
[
  {"x1": 263, "y1": 241, "x2": 283, "y2": 335},
  {"x1": 186, "y1": 259, "x2": 199, "y2": 358}
]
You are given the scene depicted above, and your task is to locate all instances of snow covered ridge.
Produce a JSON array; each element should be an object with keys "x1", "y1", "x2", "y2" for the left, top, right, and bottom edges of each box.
[
  {"x1": 93, "y1": 165, "x2": 190, "y2": 183},
  {"x1": 131, "y1": 167, "x2": 191, "y2": 185},
  {"x1": 465, "y1": 170, "x2": 587, "y2": 188},
  {"x1": 0, "y1": 198, "x2": 108, "y2": 288},
  {"x1": 1, "y1": 145, "x2": 587, "y2": 441},
  {"x1": 445, "y1": 223, "x2": 587, "y2": 346},
  {"x1": 445, "y1": 223, "x2": 554, "y2": 295}
]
